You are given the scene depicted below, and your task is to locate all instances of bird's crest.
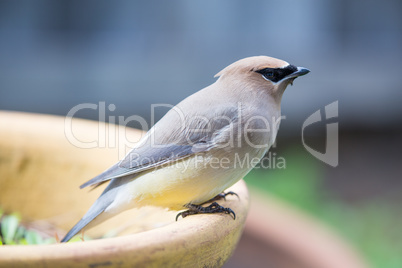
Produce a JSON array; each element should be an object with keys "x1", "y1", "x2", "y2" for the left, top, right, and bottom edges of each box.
[{"x1": 214, "y1": 56, "x2": 289, "y2": 78}]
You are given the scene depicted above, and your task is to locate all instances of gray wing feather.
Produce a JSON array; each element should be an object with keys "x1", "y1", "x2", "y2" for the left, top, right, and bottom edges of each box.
[
  {"x1": 80, "y1": 104, "x2": 238, "y2": 189},
  {"x1": 119, "y1": 144, "x2": 195, "y2": 168},
  {"x1": 80, "y1": 144, "x2": 196, "y2": 189},
  {"x1": 80, "y1": 163, "x2": 131, "y2": 189}
]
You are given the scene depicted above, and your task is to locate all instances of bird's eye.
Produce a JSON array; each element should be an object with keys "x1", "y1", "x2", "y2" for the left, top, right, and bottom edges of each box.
[
  {"x1": 255, "y1": 68, "x2": 276, "y2": 81},
  {"x1": 265, "y1": 72, "x2": 273, "y2": 77}
]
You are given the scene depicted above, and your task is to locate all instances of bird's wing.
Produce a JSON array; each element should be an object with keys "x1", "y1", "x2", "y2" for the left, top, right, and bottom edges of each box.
[
  {"x1": 80, "y1": 143, "x2": 199, "y2": 189},
  {"x1": 80, "y1": 104, "x2": 238, "y2": 189}
]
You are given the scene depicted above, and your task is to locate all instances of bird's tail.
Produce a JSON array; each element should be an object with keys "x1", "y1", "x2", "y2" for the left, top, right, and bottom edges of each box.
[
  {"x1": 61, "y1": 176, "x2": 135, "y2": 242},
  {"x1": 60, "y1": 206, "x2": 106, "y2": 243}
]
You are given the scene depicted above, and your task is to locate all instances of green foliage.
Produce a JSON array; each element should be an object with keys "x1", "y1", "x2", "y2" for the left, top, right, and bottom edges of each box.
[
  {"x1": 245, "y1": 147, "x2": 402, "y2": 268},
  {"x1": 0, "y1": 210, "x2": 56, "y2": 245},
  {"x1": 249, "y1": 149, "x2": 322, "y2": 213},
  {"x1": 1, "y1": 214, "x2": 20, "y2": 245}
]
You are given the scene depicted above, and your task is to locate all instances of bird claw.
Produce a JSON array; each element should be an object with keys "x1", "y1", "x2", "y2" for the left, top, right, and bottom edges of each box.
[
  {"x1": 175, "y1": 191, "x2": 239, "y2": 221},
  {"x1": 220, "y1": 206, "x2": 236, "y2": 220},
  {"x1": 221, "y1": 191, "x2": 240, "y2": 201},
  {"x1": 176, "y1": 210, "x2": 192, "y2": 221},
  {"x1": 176, "y1": 202, "x2": 236, "y2": 221},
  {"x1": 208, "y1": 191, "x2": 240, "y2": 202}
]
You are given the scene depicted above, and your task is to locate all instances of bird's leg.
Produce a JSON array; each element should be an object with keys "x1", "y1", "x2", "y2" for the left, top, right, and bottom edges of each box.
[
  {"x1": 176, "y1": 202, "x2": 236, "y2": 221},
  {"x1": 203, "y1": 191, "x2": 240, "y2": 204},
  {"x1": 80, "y1": 230, "x2": 85, "y2": 241}
]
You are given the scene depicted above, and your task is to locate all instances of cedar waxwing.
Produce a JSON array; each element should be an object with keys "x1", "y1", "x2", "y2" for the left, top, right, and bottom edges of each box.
[{"x1": 61, "y1": 56, "x2": 310, "y2": 242}]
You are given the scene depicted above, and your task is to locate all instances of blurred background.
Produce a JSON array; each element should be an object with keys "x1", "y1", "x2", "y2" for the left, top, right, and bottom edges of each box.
[{"x1": 0, "y1": 0, "x2": 401, "y2": 267}]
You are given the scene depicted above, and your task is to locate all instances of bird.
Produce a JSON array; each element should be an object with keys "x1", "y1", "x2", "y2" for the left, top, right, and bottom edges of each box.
[{"x1": 61, "y1": 56, "x2": 309, "y2": 242}]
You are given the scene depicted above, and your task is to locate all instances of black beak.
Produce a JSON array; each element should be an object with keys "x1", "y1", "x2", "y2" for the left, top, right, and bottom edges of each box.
[
  {"x1": 285, "y1": 66, "x2": 310, "y2": 86},
  {"x1": 288, "y1": 67, "x2": 310, "y2": 79}
]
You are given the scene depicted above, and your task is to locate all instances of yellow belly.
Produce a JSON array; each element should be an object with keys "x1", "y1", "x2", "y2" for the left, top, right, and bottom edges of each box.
[{"x1": 115, "y1": 154, "x2": 247, "y2": 211}]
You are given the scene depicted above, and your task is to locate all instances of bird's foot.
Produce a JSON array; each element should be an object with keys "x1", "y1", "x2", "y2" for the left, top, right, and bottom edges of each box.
[
  {"x1": 205, "y1": 191, "x2": 239, "y2": 203},
  {"x1": 176, "y1": 202, "x2": 236, "y2": 221}
]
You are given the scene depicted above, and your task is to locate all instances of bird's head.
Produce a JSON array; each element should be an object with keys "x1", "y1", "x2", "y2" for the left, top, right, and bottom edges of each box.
[{"x1": 215, "y1": 56, "x2": 310, "y2": 101}]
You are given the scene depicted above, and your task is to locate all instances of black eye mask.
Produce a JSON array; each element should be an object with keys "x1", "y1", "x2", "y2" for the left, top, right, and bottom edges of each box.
[{"x1": 255, "y1": 64, "x2": 298, "y2": 83}]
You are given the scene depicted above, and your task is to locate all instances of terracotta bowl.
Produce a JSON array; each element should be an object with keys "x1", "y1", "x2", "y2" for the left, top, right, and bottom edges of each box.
[{"x1": 0, "y1": 111, "x2": 249, "y2": 267}]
